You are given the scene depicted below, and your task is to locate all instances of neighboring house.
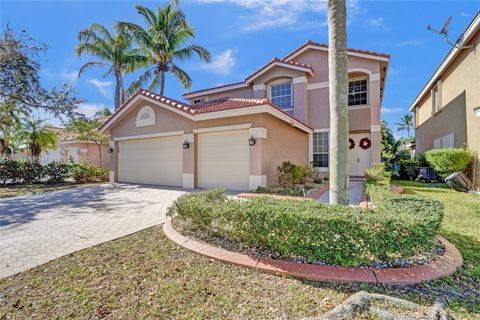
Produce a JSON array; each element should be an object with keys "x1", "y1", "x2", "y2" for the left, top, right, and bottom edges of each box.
[
  {"x1": 409, "y1": 12, "x2": 480, "y2": 188},
  {"x1": 41, "y1": 126, "x2": 110, "y2": 169},
  {"x1": 100, "y1": 40, "x2": 390, "y2": 191}
]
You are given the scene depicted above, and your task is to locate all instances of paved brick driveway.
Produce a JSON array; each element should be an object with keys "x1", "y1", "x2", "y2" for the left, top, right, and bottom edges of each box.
[{"x1": 0, "y1": 184, "x2": 186, "y2": 278}]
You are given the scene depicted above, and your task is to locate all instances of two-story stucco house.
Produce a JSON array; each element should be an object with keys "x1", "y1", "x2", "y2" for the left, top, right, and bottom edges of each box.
[
  {"x1": 410, "y1": 13, "x2": 480, "y2": 189},
  {"x1": 100, "y1": 40, "x2": 390, "y2": 191}
]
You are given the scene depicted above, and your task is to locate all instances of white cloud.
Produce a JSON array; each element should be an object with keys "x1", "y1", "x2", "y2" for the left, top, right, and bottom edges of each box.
[
  {"x1": 60, "y1": 69, "x2": 78, "y2": 83},
  {"x1": 199, "y1": 49, "x2": 235, "y2": 75},
  {"x1": 382, "y1": 107, "x2": 403, "y2": 113},
  {"x1": 88, "y1": 79, "x2": 113, "y2": 99},
  {"x1": 388, "y1": 68, "x2": 399, "y2": 76},
  {"x1": 195, "y1": 0, "x2": 328, "y2": 31},
  {"x1": 366, "y1": 17, "x2": 389, "y2": 31},
  {"x1": 77, "y1": 103, "x2": 109, "y2": 118},
  {"x1": 461, "y1": 12, "x2": 471, "y2": 17},
  {"x1": 395, "y1": 40, "x2": 421, "y2": 47}
]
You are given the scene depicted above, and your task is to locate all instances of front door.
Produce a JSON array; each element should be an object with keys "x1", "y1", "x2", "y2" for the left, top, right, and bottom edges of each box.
[{"x1": 349, "y1": 133, "x2": 371, "y2": 176}]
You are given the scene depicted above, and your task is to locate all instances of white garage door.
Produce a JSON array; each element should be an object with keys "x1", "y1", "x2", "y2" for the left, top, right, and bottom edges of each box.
[
  {"x1": 118, "y1": 135, "x2": 183, "y2": 186},
  {"x1": 198, "y1": 130, "x2": 250, "y2": 191}
]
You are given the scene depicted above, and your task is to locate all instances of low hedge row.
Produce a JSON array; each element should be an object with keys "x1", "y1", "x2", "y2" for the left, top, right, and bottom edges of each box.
[
  {"x1": 168, "y1": 188, "x2": 443, "y2": 267},
  {"x1": 0, "y1": 158, "x2": 108, "y2": 185}
]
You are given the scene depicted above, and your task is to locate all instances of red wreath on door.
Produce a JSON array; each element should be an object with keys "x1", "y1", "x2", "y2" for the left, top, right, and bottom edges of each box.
[
  {"x1": 349, "y1": 138, "x2": 355, "y2": 150},
  {"x1": 359, "y1": 137, "x2": 371, "y2": 150}
]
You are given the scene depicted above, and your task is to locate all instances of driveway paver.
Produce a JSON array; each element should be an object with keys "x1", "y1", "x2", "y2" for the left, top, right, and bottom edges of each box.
[{"x1": 0, "y1": 183, "x2": 186, "y2": 278}]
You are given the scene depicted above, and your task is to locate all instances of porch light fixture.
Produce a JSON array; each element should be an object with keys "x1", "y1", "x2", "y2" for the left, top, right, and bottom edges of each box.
[
  {"x1": 183, "y1": 140, "x2": 190, "y2": 149},
  {"x1": 474, "y1": 106, "x2": 480, "y2": 117},
  {"x1": 107, "y1": 147, "x2": 114, "y2": 153},
  {"x1": 248, "y1": 136, "x2": 256, "y2": 146}
]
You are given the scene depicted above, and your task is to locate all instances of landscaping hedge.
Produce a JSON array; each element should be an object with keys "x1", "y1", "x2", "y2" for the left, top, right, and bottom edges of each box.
[
  {"x1": 425, "y1": 148, "x2": 472, "y2": 178},
  {"x1": 0, "y1": 157, "x2": 108, "y2": 185},
  {"x1": 168, "y1": 188, "x2": 444, "y2": 267}
]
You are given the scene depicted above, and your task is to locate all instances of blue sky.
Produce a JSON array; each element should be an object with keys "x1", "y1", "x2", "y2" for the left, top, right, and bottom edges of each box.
[{"x1": 1, "y1": 0, "x2": 478, "y2": 137}]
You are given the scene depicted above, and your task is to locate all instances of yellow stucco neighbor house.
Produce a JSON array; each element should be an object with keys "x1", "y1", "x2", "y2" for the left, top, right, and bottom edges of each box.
[{"x1": 410, "y1": 12, "x2": 480, "y2": 189}]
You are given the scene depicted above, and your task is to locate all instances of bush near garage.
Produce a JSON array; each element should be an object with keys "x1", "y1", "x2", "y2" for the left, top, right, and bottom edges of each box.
[
  {"x1": 425, "y1": 148, "x2": 472, "y2": 178},
  {"x1": 168, "y1": 188, "x2": 444, "y2": 267},
  {"x1": 398, "y1": 159, "x2": 419, "y2": 181},
  {"x1": 69, "y1": 162, "x2": 108, "y2": 183},
  {"x1": 43, "y1": 161, "x2": 71, "y2": 183}
]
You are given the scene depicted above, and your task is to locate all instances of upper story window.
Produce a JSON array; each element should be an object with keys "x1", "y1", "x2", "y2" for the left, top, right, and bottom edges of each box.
[
  {"x1": 193, "y1": 98, "x2": 205, "y2": 104},
  {"x1": 348, "y1": 78, "x2": 368, "y2": 106},
  {"x1": 312, "y1": 131, "x2": 329, "y2": 168},
  {"x1": 431, "y1": 81, "x2": 442, "y2": 114},
  {"x1": 269, "y1": 81, "x2": 293, "y2": 110}
]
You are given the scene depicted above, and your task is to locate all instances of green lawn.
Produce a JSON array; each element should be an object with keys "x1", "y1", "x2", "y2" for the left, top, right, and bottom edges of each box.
[
  {"x1": 0, "y1": 182, "x2": 105, "y2": 199},
  {"x1": 0, "y1": 181, "x2": 479, "y2": 319}
]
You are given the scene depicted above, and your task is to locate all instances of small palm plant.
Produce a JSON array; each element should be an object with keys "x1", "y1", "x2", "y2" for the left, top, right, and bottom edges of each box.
[
  {"x1": 76, "y1": 24, "x2": 145, "y2": 109},
  {"x1": 118, "y1": 2, "x2": 211, "y2": 96},
  {"x1": 395, "y1": 114, "x2": 414, "y2": 138},
  {"x1": 16, "y1": 119, "x2": 57, "y2": 157}
]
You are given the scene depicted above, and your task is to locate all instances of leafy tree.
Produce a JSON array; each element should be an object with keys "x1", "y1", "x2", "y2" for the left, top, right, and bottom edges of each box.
[
  {"x1": 16, "y1": 119, "x2": 58, "y2": 157},
  {"x1": 395, "y1": 114, "x2": 414, "y2": 138},
  {"x1": 327, "y1": 0, "x2": 349, "y2": 205},
  {"x1": 380, "y1": 120, "x2": 400, "y2": 170},
  {"x1": 76, "y1": 24, "x2": 145, "y2": 109},
  {"x1": 94, "y1": 107, "x2": 112, "y2": 118},
  {"x1": 68, "y1": 118, "x2": 109, "y2": 167},
  {"x1": 118, "y1": 2, "x2": 211, "y2": 96},
  {"x1": 0, "y1": 26, "x2": 84, "y2": 155},
  {"x1": 0, "y1": 101, "x2": 26, "y2": 155}
]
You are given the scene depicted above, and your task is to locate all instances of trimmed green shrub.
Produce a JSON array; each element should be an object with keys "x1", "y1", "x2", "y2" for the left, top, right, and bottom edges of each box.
[
  {"x1": 277, "y1": 161, "x2": 312, "y2": 187},
  {"x1": 425, "y1": 148, "x2": 472, "y2": 177},
  {"x1": 364, "y1": 163, "x2": 391, "y2": 204},
  {"x1": 169, "y1": 189, "x2": 444, "y2": 267},
  {"x1": 398, "y1": 159, "x2": 419, "y2": 181},
  {"x1": 69, "y1": 162, "x2": 108, "y2": 183},
  {"x1": 19, "y1": 160, "x2": 44, "y2": 183},
  {"x1": 44, "y1": 161, "x2": 70, "y2": 183},
  {"x1": 0, "y1": 157, "x2": 22, "y2": 185}
]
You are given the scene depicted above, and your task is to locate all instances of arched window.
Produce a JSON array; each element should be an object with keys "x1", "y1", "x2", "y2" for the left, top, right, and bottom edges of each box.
[{"x1": 135, "y1": 106, "x2": 155, "y2": 127}]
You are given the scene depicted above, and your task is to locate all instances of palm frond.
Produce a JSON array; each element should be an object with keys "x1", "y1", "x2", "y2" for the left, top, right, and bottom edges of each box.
[
  {"x1": 78, "y1": 61, "x2": 108, "y2": 77},
  {"x1": 125, "y1": 69, "x2": 153, "y2": 97},
  {"x1": 175, "y1": 45, "x2": 211, "y2": 63},
  {"x1": 171, "y1": 63, "x2": 191, "y2": 90}
]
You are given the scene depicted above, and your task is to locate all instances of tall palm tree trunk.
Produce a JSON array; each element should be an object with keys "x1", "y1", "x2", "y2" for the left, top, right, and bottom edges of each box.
[
  {"x1": 160, "y1": 71, "x2": 166, "y2": 96},
  {"x1": 328, "y1": 0, "x2": 349, "y2": 205},
  {"x1": 114, "y1": 71, "x2": 122, "y2": 110}
]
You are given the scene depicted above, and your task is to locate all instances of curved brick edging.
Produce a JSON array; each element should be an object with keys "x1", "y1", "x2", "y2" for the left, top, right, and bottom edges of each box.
[{"x1": 163, "y1": 219, "x2": 463, "y2": 285}]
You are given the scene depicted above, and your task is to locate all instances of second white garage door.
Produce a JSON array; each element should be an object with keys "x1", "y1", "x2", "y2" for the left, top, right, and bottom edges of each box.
[
  {"x1": 197, "y1": 130, "x2": 250, "y2": 191},
  {"x1": 118, "y1": 135, "x2": 183, "y2": 186}
]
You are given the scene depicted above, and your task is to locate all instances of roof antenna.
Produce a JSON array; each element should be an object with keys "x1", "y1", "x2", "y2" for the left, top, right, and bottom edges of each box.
[{"x1": 427, "y1": 16, "x2": 474, "y2": 50}]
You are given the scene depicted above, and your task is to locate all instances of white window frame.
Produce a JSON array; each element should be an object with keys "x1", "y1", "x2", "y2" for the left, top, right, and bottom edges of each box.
[
  {"x1": 312, "y1": 129, "x2": 329, "y2": 170},
  {"x1": 135, "y1": 105, "x2": 156, "y2": 127},
  {"x1": 348, "y1": 75, "x2": 369, "y2": 107},
  {"x1": 268, "y1": 79, "x2": 293, "y2": 111},
  {"x1": 431, "y1": 80, "x2": 442, "y2": 114}
]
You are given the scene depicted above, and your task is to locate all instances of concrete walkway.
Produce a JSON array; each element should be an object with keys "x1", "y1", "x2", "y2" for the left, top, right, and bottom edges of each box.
[
  {"x1": 318, "y1": 181, "x2": 365, "y2": 205},
  {"x1": 0, "y1": 184, "x2": 186, "y2": 278}
]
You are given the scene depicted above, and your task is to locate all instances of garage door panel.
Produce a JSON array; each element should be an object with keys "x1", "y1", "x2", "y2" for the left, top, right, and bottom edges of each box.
[
  {"x1": 118, "y1": 135, "x2": 182, "y2": 186},
  {"x1": 198, "y1": 130, "x2": 250, "y2": 191}
]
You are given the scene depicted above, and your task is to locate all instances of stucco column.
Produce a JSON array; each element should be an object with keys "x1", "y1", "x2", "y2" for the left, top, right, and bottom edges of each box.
[
  {"x1": 109, "y1": 140, "x2": 118, "y2": 183},
  {"x1": 293, "y1": 76, "x2": 308, "y2": 122},
  {"x1": 253, "y1": 84, "x2": 266, "y2": 99},
  {"x1": 369, "y1": 74, "x2": 382, "y2": 165},
  {"x1": 370, "y1": 126, "x2": 381, "y2": 164},
  {"x1": 182, "y1": 133, "x2": 195, "y2": 189},
  {"x1": 248, "y1": 127, "x2": 267, "y2": 190}
]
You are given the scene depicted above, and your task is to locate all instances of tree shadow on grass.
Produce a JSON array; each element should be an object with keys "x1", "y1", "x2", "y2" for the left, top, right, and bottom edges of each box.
[{"x1": 299, "y1": 230, "x2": 480, "y2": 314}]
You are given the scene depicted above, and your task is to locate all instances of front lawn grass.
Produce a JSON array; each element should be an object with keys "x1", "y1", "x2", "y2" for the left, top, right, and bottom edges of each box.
[
  {"x1": 0, "y1": 182, "x2": 104, "y2": 199},
  {"x1": 0, "y1": 180, "x2": 479, "y2": 319}
]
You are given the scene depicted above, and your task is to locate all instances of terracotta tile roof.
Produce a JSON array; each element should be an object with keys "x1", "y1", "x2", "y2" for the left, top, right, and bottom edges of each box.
[
  {"x1": 46, "y1": 126, "x2": 78, "y2": 141},
  {"x1": 100, "y1": 88, "x2": 313, "y2": 132},
  {"x1": 245, "y1": 57, "x2": 314, "y2": 83},
  {"x1": 191, "y1": 97, "x2": 269, "y2": 113},
  {"x1": 283, "y1": 40, "x2": 391, "y2": 60}
]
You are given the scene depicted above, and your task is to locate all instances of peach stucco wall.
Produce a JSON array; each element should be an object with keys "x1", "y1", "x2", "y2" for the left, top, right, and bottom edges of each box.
[{"x1": 108, "y1": 98, "x2": 309, "y2": 187}]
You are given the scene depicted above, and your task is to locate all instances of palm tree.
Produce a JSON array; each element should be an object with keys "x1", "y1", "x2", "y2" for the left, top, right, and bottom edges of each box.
[
  {"x1": 118, "y1": 3, "x2": 211, "y2": 97},
  {"x1": 327, "y1": 0, "x2": 349, "y2": 205},
  {"x1": 16, "y1": 119, "x2": 57, "y2": 157},
  {"x1": 76, "y1": 23, "x2": 145, "y2": 109},
  {"x1": 395, "y1": 114, "x2": 414, "y2": 138}
]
